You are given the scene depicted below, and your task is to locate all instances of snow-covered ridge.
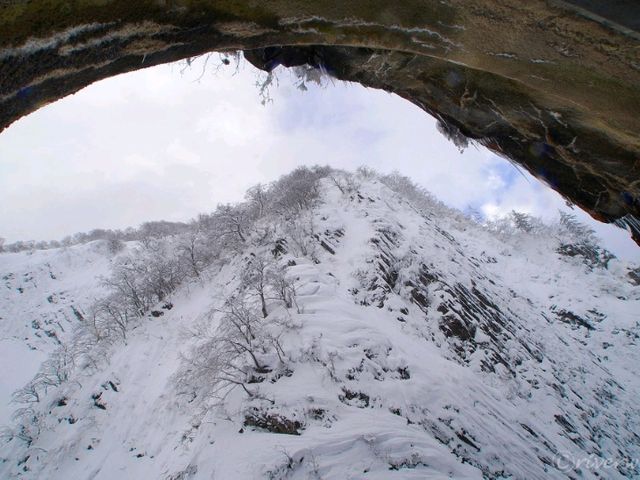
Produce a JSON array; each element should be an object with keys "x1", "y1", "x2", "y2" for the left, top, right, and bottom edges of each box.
[
  {"x1": 0, "y1": 241, "x2": 115, "y2": 346},
  {"x1": 0, "y1": 168, "x2": 638, "y2": 479},
  {"x1": 0, "y1": 241, "x2": 118, "y2": 425}
]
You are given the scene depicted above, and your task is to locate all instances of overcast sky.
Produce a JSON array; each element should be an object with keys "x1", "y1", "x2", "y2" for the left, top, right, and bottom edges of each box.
[{"x1": 0, "y1": 54, "x2": 637, "y2": 261}]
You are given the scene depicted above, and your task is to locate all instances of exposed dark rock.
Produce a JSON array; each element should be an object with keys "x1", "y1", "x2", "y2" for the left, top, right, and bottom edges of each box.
[
  {"x1": 91, "y1": 392, "x2": 107, "y2": 410},
  {"x1": 552, "y1": 307, "x2": 595, "y2": 331},
  {"x1": 339, "y1": 389, "x2": 371, "y2": 408},
  {"x1": 557, "y1": 242, "x2": 616, "y2": 269},
  {"x1": 439, "y1": 314, "x2": 476, "y2": 342},
  {"x1": 271, "y1": 238, "x2": 288, "y2": 257},
  {"x1": 520, "y1": 423, "x2": 539, "y2": 438},
  {"x1": 0, "y1": 1, "x2": 639, "y2": 244},
  {"x1": 70, "y1": 305, "x2": 84, "y2": 322},
  {"x1": 456, "y1": 429, "x2": 481, "y2": 452},
  {"x1": 410, "y1": 288, "x2": 430, "y2": 313},
  {"x1": 307, "y1": 408, "x2": 326, "y2": 421},
  {"x1": 388, "y1": 458, "x2": 429, "y2": 471},
  {"x1": 244, "y1": 410, "x2": 302, "y2": 435},
  {"x1": 319, "y1": 240, "x2": 335, "y2": 255}
]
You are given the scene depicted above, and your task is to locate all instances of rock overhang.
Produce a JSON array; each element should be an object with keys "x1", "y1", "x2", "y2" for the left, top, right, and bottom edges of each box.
[{"x1": 1, "y1": 0, "x2": 638, "y2": 243}]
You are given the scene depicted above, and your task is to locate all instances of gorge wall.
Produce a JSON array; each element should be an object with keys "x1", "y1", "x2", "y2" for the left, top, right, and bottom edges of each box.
[{"x1": 1, "y1": 0, "x2": 639, "y2": 242}]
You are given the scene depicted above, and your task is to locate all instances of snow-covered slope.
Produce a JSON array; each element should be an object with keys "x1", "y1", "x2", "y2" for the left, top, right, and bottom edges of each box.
[
  {"x1": 0, "y1": 242, "x2": 115, "y2": 425},
  {"x1": 1, "y1": 172, "x2": 638, "y2": 479}
]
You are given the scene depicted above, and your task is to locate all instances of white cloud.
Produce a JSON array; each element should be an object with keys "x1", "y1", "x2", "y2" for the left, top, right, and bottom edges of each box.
[{"x1": 0, "y1": 56, "x2": 637, "y2": 261}]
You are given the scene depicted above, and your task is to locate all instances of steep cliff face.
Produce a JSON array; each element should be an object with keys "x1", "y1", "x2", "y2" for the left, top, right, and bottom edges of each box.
[
  {"x1": 1, "y1": 1, "x2": 639, "y2": 240},
  {"x1": 0, "y1": 242, "x2": 113, "y2": 425},
  {"x1": 1, "y1": 170, "x2": 638, "y2": 479}
]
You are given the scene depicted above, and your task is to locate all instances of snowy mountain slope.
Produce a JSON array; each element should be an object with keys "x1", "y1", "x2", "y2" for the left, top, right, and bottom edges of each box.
[
  {"x1": 0, "y1": 241, "x2": 115, "y2": 425},
  {"x1": 1, "y1": 170, "x2": 638, "y2": 479}
]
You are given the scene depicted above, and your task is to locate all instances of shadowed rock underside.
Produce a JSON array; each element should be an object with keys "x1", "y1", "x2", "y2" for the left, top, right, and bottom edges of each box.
[{"x1": 1, "y1": 0, "x2": 639, "y2": 243}]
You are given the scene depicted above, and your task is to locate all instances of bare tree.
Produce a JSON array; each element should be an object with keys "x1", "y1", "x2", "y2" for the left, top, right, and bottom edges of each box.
[
  {"x1": 215, "y1": 298, "x2": 271, "y2": 374},
  {"x1": 138, "y1": 220, "x2": 188, "y2": 241},
  {"x1": 270, "y1": 167, "x2": 325, "y2": 216},
  {"x1": 245, "y1": 183, "x2": 271, "y2": 219},
  {"x1": 178, "y1": 297, "x2": 274, "y2": 402},
  {"x1": 94, "y1": 294, "x2": 134, "y2": 342},
  {"x1": 11, "y1": 381, "x2": 40, "y2": 405},
  {"x1": 242, "y1": 254, "x2": 272, "y2": 318},
  {"x1": 329, "y1": 171, "x2": 360, "y2": 195},
  {"x1": 105, "y1": 235, "x2": 125, "y2": 255},
  {"x1": 556, "y1": 211, "x2": 614, "y2": 268},
  {"x1": 510, "y1": 211, "x2": 542, "y2": 234},
  {"x1": 558, "y1": 211, "x2": 596, "y2": 243},
  {"x1": 102, "y1": 257, "x2": 150, "y2": 315},
  {"x1": 35, "y1": 346, "x2": 75, "y2": 389},
  {"x1": 282, "y1": 213, "x2": 317, "y2": 258},
  {"x1": 142, "y1": 244, "x2": 187, "y2": 301},
  {"x1": 356, "y1": 165, "x2": 377, "y2": 179},
  {"x1": 6, "y1": 409, "x2": 42, "y2": 446},
  {"x1": 270, "y1": 264, "x2": 299, "y2": 312},
  {"x1": 103, "y1": 241, "x2": 186, "y2": 316},
  {"x1": 215, "y1": 204, "x2": 249, "y2": 243},
  {"x1": 177, "y1": 226, "x2": 215, "y2": 279}
]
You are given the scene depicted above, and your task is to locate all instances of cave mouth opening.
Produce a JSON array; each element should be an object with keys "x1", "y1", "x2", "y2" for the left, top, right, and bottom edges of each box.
[{"x1": 0, "y1": 51, "x2": 638, "y2": 260}]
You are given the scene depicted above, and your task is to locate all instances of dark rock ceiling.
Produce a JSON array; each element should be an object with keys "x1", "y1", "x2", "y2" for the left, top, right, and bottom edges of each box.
[{"x1": 1, "y1": 1, "x2": 638, "y2": 243}]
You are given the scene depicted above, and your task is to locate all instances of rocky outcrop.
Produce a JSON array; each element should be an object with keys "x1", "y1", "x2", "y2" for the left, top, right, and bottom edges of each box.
[{"x1": 1, "y1": 1, "x2": 639, "y2": 242}]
